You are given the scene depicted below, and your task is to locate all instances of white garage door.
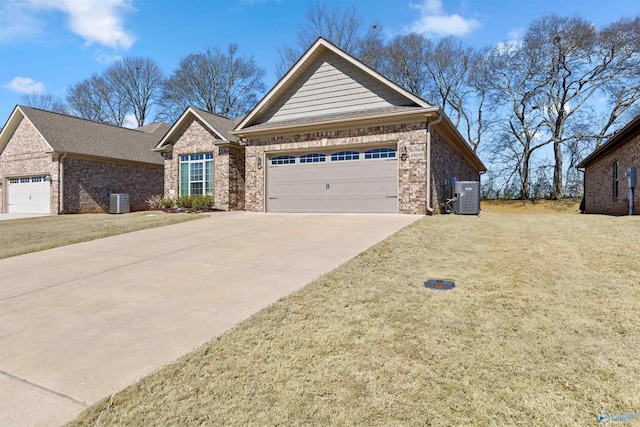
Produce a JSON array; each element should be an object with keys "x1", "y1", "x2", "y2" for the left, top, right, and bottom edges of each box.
[
  {"x1": 267, "y1": 147, "x2": 398, "y2": 213},
  {"x1": 8, "y1": 176, "x2": 51, "y2": 213}
]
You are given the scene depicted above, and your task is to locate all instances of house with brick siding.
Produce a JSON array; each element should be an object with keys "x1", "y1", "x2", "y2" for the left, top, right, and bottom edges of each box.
[
  {"x1": 578, "y1": 114, "x2": 639, "y2": 215},
  {"x1": 0, "y1": 105, "x2": 167, "y2": 214},
  {"x1": 153, "y1": 106, "x2": 245, "y2": 211},
  {"x1": 232, "y1": 37, "x2": 486, "y2": 214}
]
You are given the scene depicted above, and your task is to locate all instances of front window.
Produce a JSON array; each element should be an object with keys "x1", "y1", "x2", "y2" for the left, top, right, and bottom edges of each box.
[{"x1": 180, "y1": 153, "x2": 213, "y2": 197}]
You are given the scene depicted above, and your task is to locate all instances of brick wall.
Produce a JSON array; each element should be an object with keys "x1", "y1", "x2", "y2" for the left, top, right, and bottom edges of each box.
[
  {"x1": 430, "y1": 128, "x2": 481, "y2": 213},
  {"x1": 62, "y1": 157, "x2": 163, "y2": 213},
  {"x1": 584, "y1": 133, "x2": 639, "y2": 215},
  {"x1": 163, "y1": 117, "x2": 243, "y2": 210},
  {"x1": 0, "y1": 117, "x2": 58, "y2": 213},
  {"x1": 243, "y1": 121, "x2": 481, "y2": 214}
]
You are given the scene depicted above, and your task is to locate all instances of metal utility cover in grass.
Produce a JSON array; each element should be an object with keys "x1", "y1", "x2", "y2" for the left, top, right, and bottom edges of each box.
[{"x1": 424, "y1": 279, "x2": 455, "y2": 290}]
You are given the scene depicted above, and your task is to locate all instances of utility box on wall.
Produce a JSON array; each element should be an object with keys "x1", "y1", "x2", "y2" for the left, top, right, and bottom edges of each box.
[
  {"x1": 453, "y1": 181, "x2": 480, "y2": 215},
  {"x1": 626, "y1": 167, "x2": 636, "y2": 189},
  {"x1": 110, "y1": 193, "x2": 130, "y2": 214}
]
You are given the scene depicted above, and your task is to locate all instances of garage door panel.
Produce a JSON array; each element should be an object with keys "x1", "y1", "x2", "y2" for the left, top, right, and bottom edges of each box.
[
  {"x1": 8, "y1": 176, "x2": 50, "y2": 214},
  {"x1": 267, "y1": 147, "x2": 397, "y2": 213}
]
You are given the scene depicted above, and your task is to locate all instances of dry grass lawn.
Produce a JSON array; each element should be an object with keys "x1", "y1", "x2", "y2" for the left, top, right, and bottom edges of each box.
[
  {"x1": 68, "y1": 206, "x2": 639, "y2": 426},
  {"x1": 0, "y1": 212, "x2": 202, "y2": 259}
]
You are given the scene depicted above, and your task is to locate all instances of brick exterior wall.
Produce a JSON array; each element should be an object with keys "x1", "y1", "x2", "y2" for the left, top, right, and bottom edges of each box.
[
  {"x1": 62, "y1": 157, "x2": 163, "y2": 213},
  {"x1": 0, "y1": 117, "x2": 59, "y2": 214},
  {"x1": 430, "y1": 128, "x2": 481, "y2": 213},
  {"x1": 1, "y1": 116, "x2": 163, "y2": 214},
  {"x1": 584, "y1": 132, "x2": 639, "y2": 215},
  {"x1": 243, "y1": 121, "x2": 480, "y2": 214},
  {"x1": 162, "y1": 117, "x2": 244, "y2": 210}
]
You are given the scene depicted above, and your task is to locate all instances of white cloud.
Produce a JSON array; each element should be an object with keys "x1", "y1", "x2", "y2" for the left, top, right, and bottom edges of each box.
[
  {"x1": 14, "y1": 0, "x2": 136, "y2": 50},
  {"x1": 496, "y1": 27, "x2": 525, "y2": 54},
  {"x1": 407, "y1": 0, "x2": 480, "y2": 37},
  {"x1": 123, "y1": 113, "x2": 137, "y2": 129},
  {"x1": 95, "y1": 50, "x2": 123, "y2": 64},
  {"x1": 0, "y1": 2, "x2": 44, "y2": 42},
  {"x1": 3, "y1": 77, "x2": 45, "y2": 94}
]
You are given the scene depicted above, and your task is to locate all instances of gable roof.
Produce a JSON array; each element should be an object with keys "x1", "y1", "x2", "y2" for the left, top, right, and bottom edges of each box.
[
  {"x1": 577, "y1": 114, "x2": 640, "y2": 168},
  {"x1": 0, "y1": 105, "x2": 165, "y2": 165},
  {"x1": 233, "y1": 37, "x2": 435, "y2": 135},
  {"x1": 154, "y1": 106, "x2": 239, "y2": 152}
]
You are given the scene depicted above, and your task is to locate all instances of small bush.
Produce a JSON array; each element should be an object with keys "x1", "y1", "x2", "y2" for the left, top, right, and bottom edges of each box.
[
  {"x1": 191, "y1": 195, "x2": 215, "y2": 211},
  {"x1": 176, "y1": 195, "x2": 192, "y2": 209},
  {"x1": 146, "y1": 195, "x2": 163, "y2": 210},
  {"x1": 161, "y1": 197, "x2": 174, "y2": 209}
]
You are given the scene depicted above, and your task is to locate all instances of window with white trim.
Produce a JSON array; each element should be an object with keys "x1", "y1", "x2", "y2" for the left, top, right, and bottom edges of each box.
[
  {"x1": 300, "y1": 153, "x2": 326, "y2": 163},
  {"x1": 364, "y1": 148, "x2": 396, "y2": 159},
  {"x1": 331, "y1": 151, "x2": 360, "y2": 161},
  {"x1": 180, "y1": 153, "x2": 213, "y2": 197},
  {"x1": 271, "y1": 155, "x2": 296, "y2": 165}
]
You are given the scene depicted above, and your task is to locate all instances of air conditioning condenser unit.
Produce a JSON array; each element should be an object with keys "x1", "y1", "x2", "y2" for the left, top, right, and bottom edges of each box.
[
  {"x1": 453, "y1": 181, "x2": 480, "y2": 215},
  {"x1": 110, "y1": 193, "x2": 130, "y2": 214}
]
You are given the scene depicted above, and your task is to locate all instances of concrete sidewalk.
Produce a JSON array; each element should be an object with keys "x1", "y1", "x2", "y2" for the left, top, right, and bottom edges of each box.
[{"x1": 0, "y1": 212, "x2": 420, "y2": 426}]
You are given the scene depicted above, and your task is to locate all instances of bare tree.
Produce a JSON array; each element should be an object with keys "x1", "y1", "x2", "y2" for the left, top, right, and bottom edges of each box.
[
  {"x1": 105, "y1": 57, "x2": 165, "y2": 127},
  {"x1": 276, "y1": 2, "x2": 381, "y2": 76},
  {"x1": 382, "y1": 33, "x2": 432, "y2": 97},
  {"x1": 67, "y1": 75, "x2": 128, "y2": 126},
  {"x1": 483, "y1": 43, "x2": 551, "y2": 199},
  {"x1": 525, "y1": 15, "x2": 640, "y2": 198},
  {"x1": 20, "y1": 92, "x2": 67, "y2": 113},
  {"x1": 158, "y1": 44, "x2": 265, "y2": 122}
]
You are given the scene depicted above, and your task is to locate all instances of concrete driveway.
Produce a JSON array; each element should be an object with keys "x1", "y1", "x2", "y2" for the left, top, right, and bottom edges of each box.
[{"x1": 0, "y1": 211, "x2": 420, "y2": 426}]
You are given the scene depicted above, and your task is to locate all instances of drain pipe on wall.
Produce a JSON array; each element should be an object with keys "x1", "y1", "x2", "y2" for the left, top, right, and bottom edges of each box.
[
  {"x1": 59, "y1": 153, "x2": 67, "y2": 213},
  {"x1": 426, "y1": 111, "x2": 443, "y2": 214}
]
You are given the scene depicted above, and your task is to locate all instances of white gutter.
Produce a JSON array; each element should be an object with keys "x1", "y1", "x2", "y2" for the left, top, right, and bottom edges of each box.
[
  {"x1": 426, "y1": 111, "x2": 443, "y2": 214},
  {"x1": 59, "y1": 153, "x2": 67, "y2": 213}
]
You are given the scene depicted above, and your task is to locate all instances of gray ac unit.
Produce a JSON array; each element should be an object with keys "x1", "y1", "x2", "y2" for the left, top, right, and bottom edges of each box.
[
  {"x1": 110, "y1": 193, "x2": 130, "y2": 214},
  {"x1": 453, "y1": 181, "x2": 480, "y2": 215}
]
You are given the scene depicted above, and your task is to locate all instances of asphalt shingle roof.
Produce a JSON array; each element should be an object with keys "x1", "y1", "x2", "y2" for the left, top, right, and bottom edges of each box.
[
  {"x1": 19, "y1": 106, "x2": 166, "y2": 165},
  {"x1": 190, "y1": 107, "x2": 238, "y2": 142}
]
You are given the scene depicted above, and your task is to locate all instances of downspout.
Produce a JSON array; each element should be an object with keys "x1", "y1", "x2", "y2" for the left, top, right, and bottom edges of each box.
[
  {"x1": 426, "y1": 111, "x2": 443, "y2": 214},
  {"x1": 59, "y1": 153, "x2": 67, "y2": 213}
]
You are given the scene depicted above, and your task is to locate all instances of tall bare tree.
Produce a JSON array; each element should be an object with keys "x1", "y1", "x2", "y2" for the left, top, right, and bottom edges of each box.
[
  {"x1": 276, "y1": 2, "x2": 383, "y2": 76},
  {"x1": 525, "y1": 15, "x2": 640, "y2": 198},
  {"x1": 158, "y1": 44, "x2": 265, "y2": 122},
  {"x1": 105, "y1": 57, "x2": 165, "y2": 127},
  {"x1": 67, "y1": 74, "x2": 129, "y2": 126},
  {"x1": 20, "y1": 92, "x2": 67, "y2": 114}
]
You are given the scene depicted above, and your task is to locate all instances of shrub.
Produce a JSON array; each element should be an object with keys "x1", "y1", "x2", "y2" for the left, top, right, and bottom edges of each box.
[
  {"x1": 191, "y1": 194, "x2": 215, "y2": 211},
  {"x1": 176, "y1": 195, "x2": 192, "y2": 209},
  {"x1": 145, "y1": 195, "x2": 163, "y2": 210},
  {"x1": 160, "y1": 197, "x2": 174, "y2": 209}
]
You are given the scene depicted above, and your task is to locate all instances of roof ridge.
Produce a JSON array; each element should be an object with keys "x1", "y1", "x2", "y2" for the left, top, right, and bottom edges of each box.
[{"x1": 18, "y1": 105, "x2": 148, "y2": 134}]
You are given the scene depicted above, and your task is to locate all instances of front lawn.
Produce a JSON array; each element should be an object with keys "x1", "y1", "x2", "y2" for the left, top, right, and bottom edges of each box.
[
  {"x1": 0, "y1": 211, "x2": 202, "y2": 259},
  {"x1": 68, "y1": 210, "x2": 640, "y2": 426}
]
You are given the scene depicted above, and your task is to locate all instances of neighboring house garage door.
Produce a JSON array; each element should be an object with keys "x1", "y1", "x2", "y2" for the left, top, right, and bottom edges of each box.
[
  {"x1": 7, "y1": 176, "x2": 51, "y2": 213},
  {"x1": 267, "y1": 147, "x2": 398, "y2": 213}
]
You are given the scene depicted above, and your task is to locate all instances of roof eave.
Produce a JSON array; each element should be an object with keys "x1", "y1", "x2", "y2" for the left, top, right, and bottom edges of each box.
[{"x1": 232, "y1": 108, "x2": 439, "y2": 138}]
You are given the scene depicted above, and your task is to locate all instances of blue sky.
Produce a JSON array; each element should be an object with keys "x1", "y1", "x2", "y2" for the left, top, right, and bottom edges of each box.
[{"x1": 0, "y1": 0, "x2": 638, "y2": 125}]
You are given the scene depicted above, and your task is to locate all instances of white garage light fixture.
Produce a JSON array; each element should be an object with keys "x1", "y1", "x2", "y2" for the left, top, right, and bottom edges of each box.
[
  {"x1": 400, "y1": 145, "x2": 408, "y2": 161},
  {"x1": 256, "y1": 155, "x2": 262, "y2": 169}
]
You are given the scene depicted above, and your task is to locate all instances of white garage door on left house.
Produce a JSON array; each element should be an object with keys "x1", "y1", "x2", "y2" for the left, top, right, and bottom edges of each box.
[{"x1": 7, "y1": 176, "x2": 51, "y2": 213}]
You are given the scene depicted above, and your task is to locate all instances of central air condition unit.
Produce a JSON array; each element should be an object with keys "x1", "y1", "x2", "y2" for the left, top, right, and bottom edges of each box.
[
  {"x1": 110, "y1": 193, "x2": 130, "y2": 214},
  {"x1": 453, "y1": 181, "x2": 480, "y2": 215}
]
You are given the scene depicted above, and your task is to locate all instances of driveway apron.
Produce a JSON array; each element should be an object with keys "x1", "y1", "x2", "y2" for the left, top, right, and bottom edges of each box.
[{"x1": 0, "y1": 211, "x2": 420, "y2": 426}]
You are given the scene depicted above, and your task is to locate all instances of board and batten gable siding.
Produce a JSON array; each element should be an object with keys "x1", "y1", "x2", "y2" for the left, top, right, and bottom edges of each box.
[{"x1": 259, "y1": 51, "x2": 415, "y2": 124}]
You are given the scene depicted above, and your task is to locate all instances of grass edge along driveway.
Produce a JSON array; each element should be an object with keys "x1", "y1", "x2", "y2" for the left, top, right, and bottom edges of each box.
[
  {"x1": 67, "y1": 210, "x2": 640, "y2": 427},
  {"x1": 0, "y1": 212, "x2": 203, "y2": 259}
]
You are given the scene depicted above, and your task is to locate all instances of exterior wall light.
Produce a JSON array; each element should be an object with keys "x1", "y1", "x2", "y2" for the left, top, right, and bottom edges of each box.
[
  {"x1": 400, "y1": 145, "x2": 408, "y2": 161},
  {"x1": 256, "y1": 155, "x2": 263, "y2": 169}
]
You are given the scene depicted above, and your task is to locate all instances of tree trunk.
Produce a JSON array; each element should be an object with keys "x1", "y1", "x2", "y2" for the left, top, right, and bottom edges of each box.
[
  {"x1": 551, "y1": 140, "x2": 564, "y2": 199},
  {"x1": 520, "y1": 150, "x2": 531, "y2": 199}
]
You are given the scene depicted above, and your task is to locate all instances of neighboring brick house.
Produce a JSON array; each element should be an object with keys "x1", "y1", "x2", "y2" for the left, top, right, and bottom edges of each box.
[
  {"x1": 153, "y1": 106, "x2": 245, "y2": 210},
  {"x1": 578, "y1": 114, "x2": 639, "y2": 215},
  {"x1": 0, "y1": 105, "x2": 167, "y2": 214},
  {"x1": 232, "y1": 37, "x2": 486, "y2": 214}
]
